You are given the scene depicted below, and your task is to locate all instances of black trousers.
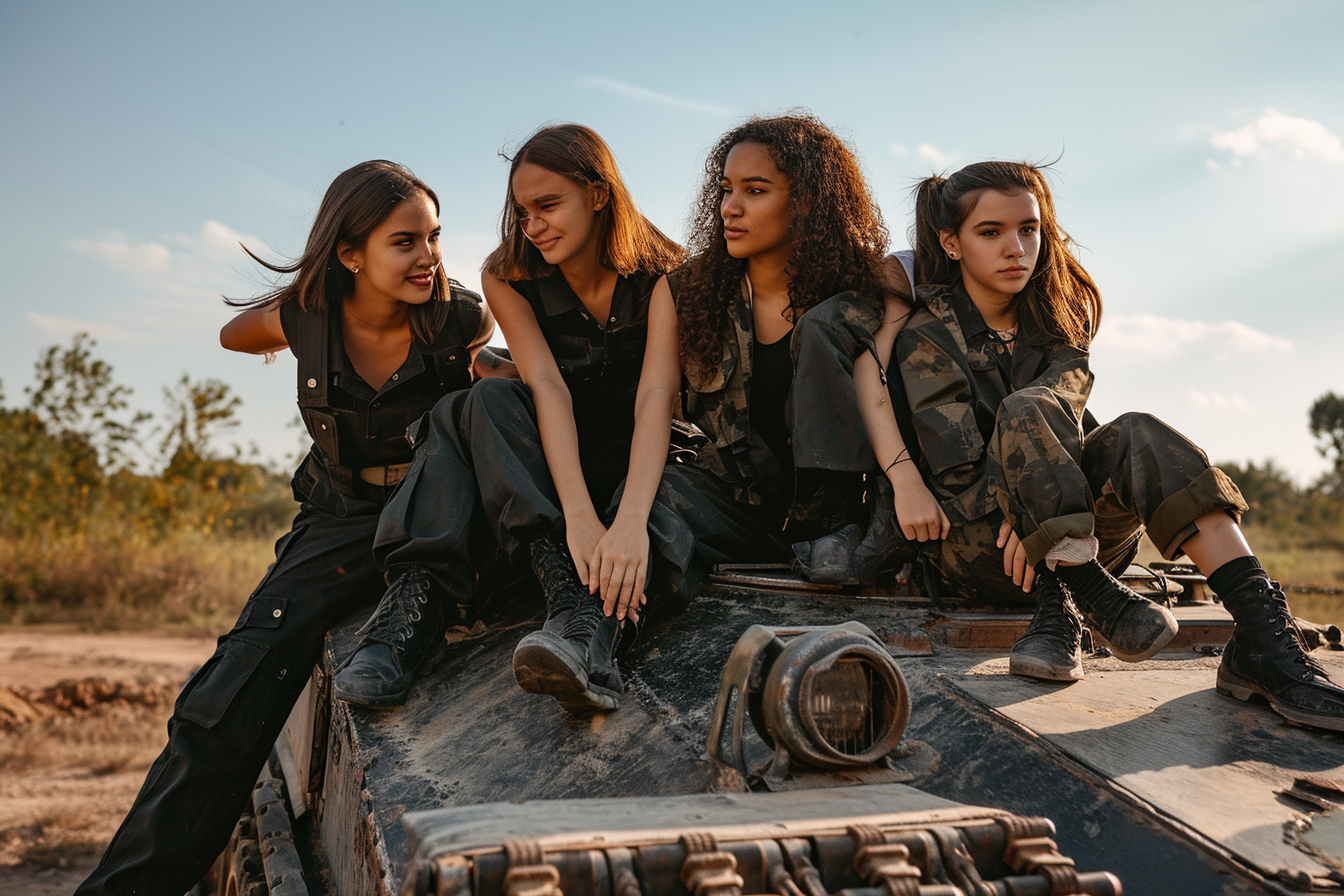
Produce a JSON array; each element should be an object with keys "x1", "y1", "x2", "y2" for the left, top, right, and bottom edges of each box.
[
  {"x1": 76, "y1": 500, "x2": 390, "y2": 896},
  {"x1": 378, "y1": 377, "x2": 731, "y2": 618}
]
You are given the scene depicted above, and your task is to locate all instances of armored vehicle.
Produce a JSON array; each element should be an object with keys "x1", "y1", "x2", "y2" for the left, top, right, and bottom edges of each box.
[{"x1": 211, "y1": 562, "x2": 1344, "y2": 896}]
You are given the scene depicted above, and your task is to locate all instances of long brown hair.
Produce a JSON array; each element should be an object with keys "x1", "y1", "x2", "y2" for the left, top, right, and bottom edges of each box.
[
  {"x1": 912, "y1": 161, "x2": 1101, "y2": 349},
  {"x1": 483, "y1": 123, "x2": 682, "y2": 280},
  {"x1": 676, "y1": 113, "x2": 890, "y2": 380},
  {"x1": 228, "y1": 160, "x2": 451, "y2": 344}
]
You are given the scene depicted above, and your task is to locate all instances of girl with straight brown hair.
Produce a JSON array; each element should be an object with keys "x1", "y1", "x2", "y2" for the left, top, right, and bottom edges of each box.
[
  {"x1": 335, "y1": 124, "x2": 687, "y2": 716},
  {"x1": 79, "y1": 160, "x2": 491, "y2": 895}
]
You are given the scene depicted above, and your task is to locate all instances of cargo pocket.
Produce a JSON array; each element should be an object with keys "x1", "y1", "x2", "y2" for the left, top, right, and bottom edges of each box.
[
  {"x1": 914, "y1": 401, "x2": 985, "y2": 476},
  {"x1": 175, "y1": 637, "x2": 271, "y2": 748}
]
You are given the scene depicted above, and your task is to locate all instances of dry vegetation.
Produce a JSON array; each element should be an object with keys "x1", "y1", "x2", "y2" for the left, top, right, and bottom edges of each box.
[{"x1": 2, "y1": 526, "x2": 281, "y2": 633}]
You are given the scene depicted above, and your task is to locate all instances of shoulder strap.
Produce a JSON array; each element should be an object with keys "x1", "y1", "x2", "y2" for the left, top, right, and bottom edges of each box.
[{"x1": 279, "y1": 301, "x2": 330, "y2": 410}]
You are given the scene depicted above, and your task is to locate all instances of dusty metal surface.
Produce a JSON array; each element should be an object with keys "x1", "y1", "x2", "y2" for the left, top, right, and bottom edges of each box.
[
  {"x1": 941, "y1": 649, "x2": 1344, "y2": 889},
  {"x1": 307, "y1": 576, "x2": 1344, "y2": 895}
]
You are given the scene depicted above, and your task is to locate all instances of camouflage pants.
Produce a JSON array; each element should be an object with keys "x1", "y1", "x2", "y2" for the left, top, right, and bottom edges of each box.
[{"x1": 929, "y1": 404, "x2": 1247, "y2": 607}]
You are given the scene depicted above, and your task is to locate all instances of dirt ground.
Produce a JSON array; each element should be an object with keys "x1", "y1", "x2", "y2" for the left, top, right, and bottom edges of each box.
[{"x1": 0, "y1": 627, "x2": 216, "y2": 894}]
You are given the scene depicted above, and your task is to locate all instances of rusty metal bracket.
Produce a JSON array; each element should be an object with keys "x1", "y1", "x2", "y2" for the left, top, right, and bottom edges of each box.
[
  {"x1": 680, "y1": 832, "x2": 744, "y2": 896},
  {"x1": 848, "y1": 824, "x2": 922, "y2": 896},
  {"x1": 503, "y1": 839, "x2": 563, "y2": 896}
]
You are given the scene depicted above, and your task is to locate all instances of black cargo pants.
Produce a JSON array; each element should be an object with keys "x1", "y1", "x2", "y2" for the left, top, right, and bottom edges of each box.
[
  {"x1": 378, "y1": 378, "x2": 716, "y2": 619},
  {"x1": 76, "y1": 500, "x2": 390, "y2": 896}
]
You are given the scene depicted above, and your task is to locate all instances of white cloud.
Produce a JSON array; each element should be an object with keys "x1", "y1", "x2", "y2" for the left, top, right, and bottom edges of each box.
[
  {"x1": 64, "y1": 221, "x2": 265, "y2": 342},
  {"x1": 1185, "y1": 389, "x2": 1252, "y2": 412},
  {"x1": 68, "y1": 233, "x2": 172, "y2": 274},
  {"x1": 1210, "y1": 108, "x2": 1344, "y2": 165},
  {"x1": 890, "y1": 143, "x2": 909, "y2": 155},
  {"x1": 1092, "y1": 312, "x2": 1293, "y2": 358},
  {"x1": 916, "y1": 143, "x2": 959, "y2": 169},
  {"x1": 27, "y1": 311, "x2": 147, "y2": 344},
  {"x1": 577, "y1": 77, "x2": 732, "y2": 118}
]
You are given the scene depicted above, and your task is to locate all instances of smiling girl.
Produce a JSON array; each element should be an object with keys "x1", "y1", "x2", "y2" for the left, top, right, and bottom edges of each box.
[
  {"x1": 336, "y1": 125, "x2": 684, "y2": 715},
  {"x1": 893, "y1": 160, "x2": 1343, "y2": 732},
  {"x1": 78, "y1": 161, "x2": 491, "y2": 895}
]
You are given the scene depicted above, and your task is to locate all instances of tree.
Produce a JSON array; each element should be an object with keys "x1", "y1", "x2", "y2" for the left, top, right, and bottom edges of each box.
[
  {"x1": 25, "y1": 333, "x2": 149, "y2": 473},
  {"x1": 1308, "y1": 392, "x2": 1344, "y2": 495},
  {"x1": 1218, "y1": 459, "x2": 1303, "y2": 526},
  {"x1": 159, "y1": 374, "x2": 242, "y2": 474}
]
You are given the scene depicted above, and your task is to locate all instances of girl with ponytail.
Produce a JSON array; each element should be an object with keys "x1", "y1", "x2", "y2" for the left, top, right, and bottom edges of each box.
[{"x1": 887, "y1": 160, "x2": 1342, "y2": 734}]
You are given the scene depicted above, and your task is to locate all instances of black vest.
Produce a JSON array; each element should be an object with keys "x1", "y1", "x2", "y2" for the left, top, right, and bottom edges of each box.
[{"x1": 281, "y1": 281, "x2": 482, "y2": 496}]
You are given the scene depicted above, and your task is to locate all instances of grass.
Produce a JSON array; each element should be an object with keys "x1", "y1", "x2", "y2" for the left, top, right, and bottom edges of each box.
[
  {"x1": 1135, "y1": 524, "x2": 1344, "y2": 625},
  {"x1": 0, "y1": 526, "x2": 282, "y2": 634}
]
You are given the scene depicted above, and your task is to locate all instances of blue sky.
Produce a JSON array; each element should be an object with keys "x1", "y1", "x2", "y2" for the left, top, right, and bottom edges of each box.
[{"x1": 2, "y1": 0, "x2": 1341, "y2": 483}]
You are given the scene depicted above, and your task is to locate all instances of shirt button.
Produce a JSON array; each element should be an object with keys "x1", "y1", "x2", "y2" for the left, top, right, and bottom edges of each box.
[
  {"x1": 372, "y1": 400, "x2": 381, "y2": 408},
  {"x1": 609, "y1": 316, "x2": 616, "y2": 323},
  {"x1": 306, "y1": 378, "x2": 317, "y2": 388},
  {"x1": 448, "y1": 354, "x2": 458, "y2": 362},
  {"x1": 391, "y1": 373, "x2": 399, "y2": 381},
  {"x1": 272, "y1": 608, "x2": 282, "y2": 618},
  {"x1": 320, "y1": 423, "x2": 327, "y2": 431}
]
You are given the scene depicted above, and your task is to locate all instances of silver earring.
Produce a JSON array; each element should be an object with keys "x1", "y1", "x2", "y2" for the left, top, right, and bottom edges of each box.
[
  {"x1": 948, "y1": 252, "x2": 957, "y2": 259},
  {"x1": 351, "y1": 265, "x2": 359, "y2": 274}
]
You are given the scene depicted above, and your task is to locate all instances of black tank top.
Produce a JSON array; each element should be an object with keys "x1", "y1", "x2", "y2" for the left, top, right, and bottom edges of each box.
[{"x1": 749, "y1": 330, "x2": 794, "y2": 480}]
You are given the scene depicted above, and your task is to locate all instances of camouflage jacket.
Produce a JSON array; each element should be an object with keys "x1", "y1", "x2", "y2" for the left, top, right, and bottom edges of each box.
[
  {"x1": 668, "y1": 270, "x2": 763, "y2": 502},
  {"x1": 894, "y1": 282, "x2": 1094, "y2": 525}
]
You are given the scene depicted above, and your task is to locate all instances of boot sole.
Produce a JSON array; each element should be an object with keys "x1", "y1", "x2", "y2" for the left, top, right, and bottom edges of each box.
[
  {"x1": 1009, "y1": 654, "x2": 1084, "y2": 682},
  {"x1": 512, "y1": 635, "x2": 621, "y2": 716},
  {"x1": 1215, "y1": 668, "x2": 1344, "y2": 732},
  {"x1": 332, "y1": 678, "x2": 412, "y2": 710}
]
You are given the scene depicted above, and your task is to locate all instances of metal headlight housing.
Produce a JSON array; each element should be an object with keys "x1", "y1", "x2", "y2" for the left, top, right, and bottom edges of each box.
[{"x1": 708, "y1": 622, "x2": 910, "y2": 780}]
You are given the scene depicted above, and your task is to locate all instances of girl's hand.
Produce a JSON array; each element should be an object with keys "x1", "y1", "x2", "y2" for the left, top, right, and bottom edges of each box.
[
  {"x1": 996, "y1": 518, "x2": 1034, "y2": 593},
  {"x1": 888, "y1": 463, "x2": 950, "y2": 542},
  {"x1": 590, "y1": 518, "x2": 649, "y2": 623},
  {"x1": 565, "y1": 514, "x2": 608, "y2": 598}
]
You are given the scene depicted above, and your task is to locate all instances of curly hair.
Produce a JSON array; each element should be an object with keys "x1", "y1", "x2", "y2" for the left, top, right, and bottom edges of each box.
[
  {"x1": 912, "y1": 161, "x2": 1101, "y2": 350},
  {"x1": 675, "y1": 113, "x2": 891, "y2": 380},
  {"x1": 483, "y1": 123, "x2": 682, "y2": 281}
]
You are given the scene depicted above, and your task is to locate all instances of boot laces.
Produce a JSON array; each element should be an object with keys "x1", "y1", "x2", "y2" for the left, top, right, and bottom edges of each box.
[
  {"x1": 531, "y1": 535, "x2": 586, "y2": 621},
  {"x1": 561, "y1": 596, "x2": 605, "y2": 643},
  {"x1": 1260, "y1": 581, "x2": 1326, "y2": 680},
  {"x1": 358, "y1": 567, "x2": 432, "y2": 649},
  {"x1": 1025, "y1": 576, "x2": 1083, "y2": 645}
]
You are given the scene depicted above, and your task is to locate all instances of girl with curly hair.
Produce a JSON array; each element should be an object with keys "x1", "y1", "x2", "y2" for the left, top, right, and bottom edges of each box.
[
  {"x1": 891, "y1": 160, "x2": 1342, "y2": 732},
  {"x1": 631, "y1": 113, "x2": 945, "y2": 589}
]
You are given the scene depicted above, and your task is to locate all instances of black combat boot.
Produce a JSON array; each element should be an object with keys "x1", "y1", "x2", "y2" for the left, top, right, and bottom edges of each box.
[
  {"x1": 332, "y1": 565, "x2": 449, "y2": 709},
  {"x1": 512, "y1": 535, "x2": 623, "y2": 715},
  {"x1": 1055, "y1": 559, "x2": 1178, "y2": 661},
  {"x1": 1217, "y1": 577, "x2": 1344, "y2": 732},
  {"x1": 1009, "y1": 569, "x2": 1085, "y2": 682},
  {"x1": 793, "y1": 477, "x2": 915, "y2": 585}
]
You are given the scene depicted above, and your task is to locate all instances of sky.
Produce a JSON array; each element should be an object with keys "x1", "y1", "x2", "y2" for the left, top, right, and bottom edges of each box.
[{"x1": 1, "y1": 0, "x2": 1341, "y2": 484}]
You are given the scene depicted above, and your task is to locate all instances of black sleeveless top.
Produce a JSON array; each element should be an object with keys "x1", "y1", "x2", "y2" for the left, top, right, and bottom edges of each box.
[
  {"x1": 749, "y1": 330, "x2": 794, "y2": 483},
  {"x1": 508, "y1": 270, "x2": 657, "y2": 449}
]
